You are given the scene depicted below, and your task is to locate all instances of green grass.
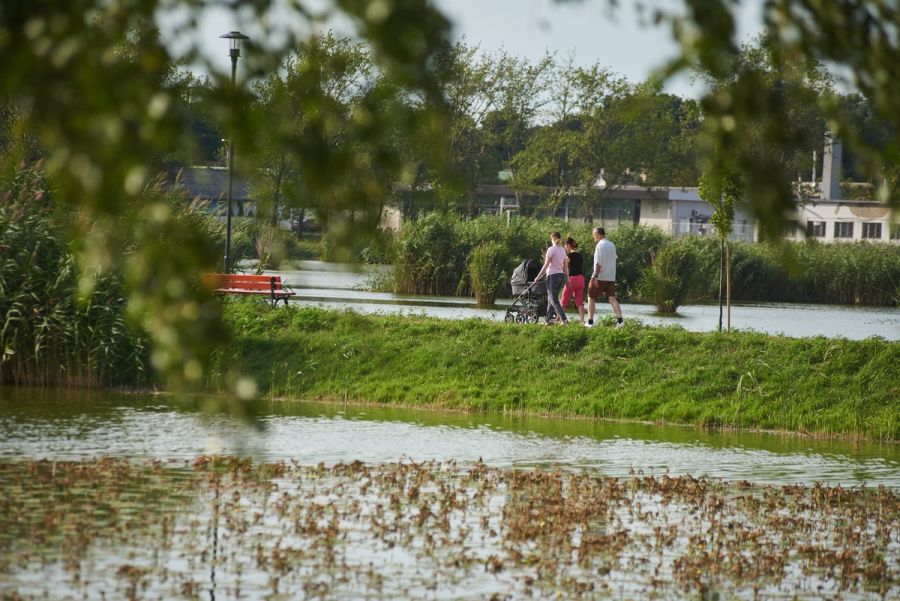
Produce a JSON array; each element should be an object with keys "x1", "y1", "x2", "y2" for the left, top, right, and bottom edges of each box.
[
  {"x1": 285, "y1": 236, "x2": 325, "y2": 261},
  {"x1": 221, "y1": 301, "x2": 900, "y2": 441}
]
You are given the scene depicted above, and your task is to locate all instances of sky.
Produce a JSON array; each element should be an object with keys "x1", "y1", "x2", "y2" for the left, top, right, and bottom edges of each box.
[
  {"x1": 434, "y1": 0, "x2": 763, "y2": 96},
  {"x1": 161, "y1": 0, "x2": 765, "y2": 98}
]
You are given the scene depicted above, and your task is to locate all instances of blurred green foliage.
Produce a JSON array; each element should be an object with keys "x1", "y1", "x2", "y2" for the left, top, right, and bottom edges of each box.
[
  {"x1": 662, "y1": 0, "x2": 900, "y2": 237},
  {"x1": 2, "y1": 0, "x2": 899, "y2": 391},
  {"x1": 0, "y1": 0, "x2": 452, "y2": 390}
]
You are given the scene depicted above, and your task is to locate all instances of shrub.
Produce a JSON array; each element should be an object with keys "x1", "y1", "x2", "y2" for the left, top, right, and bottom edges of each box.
[
  {"x1": 640, "y1": 241, "x2": 691, "y2": 313},
  {"x1": 321, "y1": 229, "x2": 397, "y2": 264},
  {"x1": 283, "y1": 236, "x2": 324, "y2": 261},
  {"x1": 607, "y1": 225, "x2": 668, "y2": 299},
  {"x1": 394, "y1": 212, "x2": 469, "y2": 295},
  {"x1": 393, "y1": 212, "x2": 596, "y2": 296},
  {"x1": 254, "y1": 224, "x2": 287, "y2": 272},
  {"x1": 387, "y1": 211, "x2": 899, "y2": 307},
  {"x1": 469, "y1": 242, "x2": 512, "y2": 305}
]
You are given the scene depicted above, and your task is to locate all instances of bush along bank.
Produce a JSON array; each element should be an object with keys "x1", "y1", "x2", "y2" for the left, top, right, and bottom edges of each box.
[
  {"x1": 389, "y1": 213, "x2": 900, "y2": 306},
  {"x1": 222, "y1": 302, "x2": 899, "y2": 441}
]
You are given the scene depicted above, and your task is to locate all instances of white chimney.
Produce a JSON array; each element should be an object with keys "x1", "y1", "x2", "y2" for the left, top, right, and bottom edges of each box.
[{"x1": 822, "y1": 132, "x2": 842, "y2": 200}]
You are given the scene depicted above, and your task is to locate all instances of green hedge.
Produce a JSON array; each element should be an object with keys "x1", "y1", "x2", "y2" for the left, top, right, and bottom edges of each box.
[{"x1": 390, "y1": 213, "x2": 899, "y2": 306}]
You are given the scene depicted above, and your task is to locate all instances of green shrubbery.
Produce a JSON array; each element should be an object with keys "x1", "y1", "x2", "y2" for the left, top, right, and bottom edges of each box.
[
  {"x1": 0, "y1": 166, "x2": 147, "y2": 387},
  {"x1": 0, "y1": 165, "x2": 245, "y2": 388},
  {"x1": 468, "y1": 242, "x2": 512, "y2": 305},
  {"x1": 322, "y1": 229, "x2": 397, "y2": 264},
  {"x1": 641, "y1": 242, "x2": 691, "y2": 313},
  {"x1": 393, "y1": 213, "x2": 595, "y2": 296},
  {"x1": 388, "y1": 212, "x2": 899, "y2": 307},
  {"x1": 664, "y1": 236, "x2": 900, "y2": 306}
]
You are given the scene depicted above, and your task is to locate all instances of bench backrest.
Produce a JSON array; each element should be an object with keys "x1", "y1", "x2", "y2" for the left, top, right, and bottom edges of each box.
[{"x1": 202, "y1": 274, "x2": 283, "y2": 291}]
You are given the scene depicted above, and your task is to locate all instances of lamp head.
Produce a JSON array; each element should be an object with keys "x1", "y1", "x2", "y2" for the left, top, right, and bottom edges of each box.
[{"x1": 220, "y1": 31, "x2": 250, "y2": 56}]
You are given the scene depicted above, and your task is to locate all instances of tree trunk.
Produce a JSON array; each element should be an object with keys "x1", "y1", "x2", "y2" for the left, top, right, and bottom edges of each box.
[
  {"x1": 718, "y1": 237, "x2": 724, "y2": 332},
  {"x1": 294, "y1": 208, "x2": 306, "y2": 238},
  {"x1": 270, "y1": 156, "x2": 287, "y2": 227},
  {"x1": 725, "y1": 241, "x2": 732, "y2": 331}
]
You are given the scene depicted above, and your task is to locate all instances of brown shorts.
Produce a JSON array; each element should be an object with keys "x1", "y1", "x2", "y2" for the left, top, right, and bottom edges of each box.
[{"x1": 588, "y1": 278, "x2": 616, "y2": 300}]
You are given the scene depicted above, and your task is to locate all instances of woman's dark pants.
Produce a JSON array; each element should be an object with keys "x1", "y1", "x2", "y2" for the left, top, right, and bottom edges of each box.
[{"x1": 546, "y1": 273, "x2": 567, "y2": 323}]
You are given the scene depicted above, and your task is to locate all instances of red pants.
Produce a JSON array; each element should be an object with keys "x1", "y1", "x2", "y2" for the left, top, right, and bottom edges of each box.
[{"x1": 561, "y1": 274, "x2": 584, "y2": 308}]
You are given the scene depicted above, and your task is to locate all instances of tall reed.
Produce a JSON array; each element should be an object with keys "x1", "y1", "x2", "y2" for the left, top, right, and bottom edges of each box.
[
  {"x1": 469, "y1": 242, "x2": 512, "y2": 305},
  {"x1": 389, "y1": 212, "x2": 899, "y2": 307},
  {"x1": 394, "y1": 213, "x2": 596, "y2": 296},
  {"x1": 0, "y1": 165, "x2": 148, "y2": 387}
]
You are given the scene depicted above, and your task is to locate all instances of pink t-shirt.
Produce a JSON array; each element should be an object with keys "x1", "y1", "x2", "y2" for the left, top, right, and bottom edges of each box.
[{"x1": 546, "y1": 244, "x2": 566, "y2": 275}]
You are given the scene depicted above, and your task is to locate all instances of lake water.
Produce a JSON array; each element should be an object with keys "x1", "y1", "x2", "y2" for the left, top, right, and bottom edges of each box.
[
  {"x1": 265, "y1": 261, "x2": 900, "y2": 340},
  {"x1": 2, "y1": 387, "x2": 897, "y2": 487},
  {"x1": 4, "y1": 267, "x2": 900, "y2": 599},
  {"x1": 2, "y1": 389, "x2": 898, "y2": 600}
]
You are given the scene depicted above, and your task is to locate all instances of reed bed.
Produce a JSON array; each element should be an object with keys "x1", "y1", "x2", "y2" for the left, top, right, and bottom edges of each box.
[
  {"x1": 391, "y1": 213, "x2": 899, "y2": 306},
  {"x1": 1, "y1": 456, "x2": 896, "y2": 599},
  {"x1": 0, "y1": 167, "x2": 146, "y2": 387}
]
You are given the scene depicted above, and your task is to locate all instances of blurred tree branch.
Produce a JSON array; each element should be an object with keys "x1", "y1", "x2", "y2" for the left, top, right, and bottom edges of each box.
[{"x1": 0, "y1": 0, "x2": 452, "y2": 390}]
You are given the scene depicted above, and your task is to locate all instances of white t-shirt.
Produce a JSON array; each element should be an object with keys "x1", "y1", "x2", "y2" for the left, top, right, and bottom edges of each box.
[
  {"x1": 593, "y1": 238, "x2": 617, "y2": 281},
  {"x1": 546, "y1": 244, "x2": 566, "y2": 275}
]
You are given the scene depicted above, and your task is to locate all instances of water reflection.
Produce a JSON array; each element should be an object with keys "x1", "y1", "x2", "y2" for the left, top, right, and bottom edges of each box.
[{"x1": 1, "y1": 388, "x2": 897, "y2": 487}]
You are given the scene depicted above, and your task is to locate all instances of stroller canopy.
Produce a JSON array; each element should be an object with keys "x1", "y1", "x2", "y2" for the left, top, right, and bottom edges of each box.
[
  {"x1": 508, "y1": 258, "x2": 547, "y2": 314},
  {"x1": 510, "y1": 259, "x2": 540, "y2": 289}
]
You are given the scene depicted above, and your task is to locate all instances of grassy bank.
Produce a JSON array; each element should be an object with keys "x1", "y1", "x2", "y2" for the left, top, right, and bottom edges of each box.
[{"x1": 223, "y1": 302, "x2": 899, "y2": 441}]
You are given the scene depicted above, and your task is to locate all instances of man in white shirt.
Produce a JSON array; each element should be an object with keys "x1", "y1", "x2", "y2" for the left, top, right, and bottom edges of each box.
[{"x1": 586, "y1": 226, "x2": 624, "y2": 328}]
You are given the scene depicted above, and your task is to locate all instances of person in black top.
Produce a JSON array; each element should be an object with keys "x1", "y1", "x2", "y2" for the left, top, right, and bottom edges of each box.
[{"x1": 560, "y1": 237, "x2": 586, "y2": 324}]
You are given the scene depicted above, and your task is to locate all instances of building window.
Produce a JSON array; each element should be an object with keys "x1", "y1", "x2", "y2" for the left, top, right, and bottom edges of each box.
[
  {"x1": 891, "y1": 223, "x2": 900, "y2": 240},
  {"x1": 784, "y1": 220, "x2": 799, "y2": 237},
  {"x1": 834, "y1": 222, "x2": 854, "y2": 239},
  {"x1": 862, "y1": 222, "x2": 882, "y2": 240},
  {"x1": 806, "y1": 220, "x2": 826, "y2": 238}
]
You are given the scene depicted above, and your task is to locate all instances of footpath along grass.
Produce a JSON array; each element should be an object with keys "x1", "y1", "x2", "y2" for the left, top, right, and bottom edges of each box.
[{"x1": 222, "y1": 302, "x2": 899, "y2": 441}]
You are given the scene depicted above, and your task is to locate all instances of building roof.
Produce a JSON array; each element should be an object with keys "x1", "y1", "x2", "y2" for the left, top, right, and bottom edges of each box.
[{"x1": 178, "y1": 166, "x2": 252, "y2": 202}]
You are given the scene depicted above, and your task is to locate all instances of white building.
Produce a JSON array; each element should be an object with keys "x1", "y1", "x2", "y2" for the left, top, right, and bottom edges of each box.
[
  {"x1": 785, "y1": 198, "x2": 896, "y2": 242},
  {"x1": 639, "y1": 187, "x2": 756, "y2": 242},
  {"x1": 638, "y1": 135, "x2": 898, "y2": 244},
  {"x1": 782, "y1": 136, "x2": 897, "y2": 243}
]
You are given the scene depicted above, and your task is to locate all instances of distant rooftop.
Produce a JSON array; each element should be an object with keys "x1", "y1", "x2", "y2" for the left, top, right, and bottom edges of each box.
[{"x1": 178, "y1": 166, "x2": 251, "y2": 202}]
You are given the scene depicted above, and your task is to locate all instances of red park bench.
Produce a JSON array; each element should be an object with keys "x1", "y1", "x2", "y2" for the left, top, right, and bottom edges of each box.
[{"x1": 202, "y1": 273, "x2": 295, "y2": 307}]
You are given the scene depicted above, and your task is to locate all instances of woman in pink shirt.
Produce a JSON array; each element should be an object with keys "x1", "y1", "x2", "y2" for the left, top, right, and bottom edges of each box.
[{"x1": 535, "y1": 231, "x2": 569, "y2": 325}]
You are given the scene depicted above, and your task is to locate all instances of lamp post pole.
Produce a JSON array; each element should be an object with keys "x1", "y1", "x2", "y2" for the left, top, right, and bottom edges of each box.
[{"x1": 221, "y1": 30, "x2": 249, "y2": 273}]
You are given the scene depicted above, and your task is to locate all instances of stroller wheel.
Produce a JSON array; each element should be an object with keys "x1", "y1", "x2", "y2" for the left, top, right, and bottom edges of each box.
[
  {"x1": 515, "y1": 314, "x2": 527, "y2": 324},
  {"x1": 504, "y1": 313, "x2": 515, "y2": 323},
  {"x1": 526, "y1": 313, "x2": 540, "y2": 324}
]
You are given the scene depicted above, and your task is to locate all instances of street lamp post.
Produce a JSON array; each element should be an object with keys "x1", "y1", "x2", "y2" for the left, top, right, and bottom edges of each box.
[{"x1": 220, "y1": 30, "x2": 249, "y2": 273}]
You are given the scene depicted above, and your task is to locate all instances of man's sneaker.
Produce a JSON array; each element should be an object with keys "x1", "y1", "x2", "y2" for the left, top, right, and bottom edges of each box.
[
  {"x1": 615, "y1": 320, "x2": 624, "y2": 329},
  {"x1": 584, "y1": 321, "x2": 594, "y2": 328}
]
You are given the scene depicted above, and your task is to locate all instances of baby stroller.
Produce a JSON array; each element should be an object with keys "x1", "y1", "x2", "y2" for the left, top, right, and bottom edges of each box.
[{"x1": 504, "y1": 259, "x2": 547, "y2": 323}]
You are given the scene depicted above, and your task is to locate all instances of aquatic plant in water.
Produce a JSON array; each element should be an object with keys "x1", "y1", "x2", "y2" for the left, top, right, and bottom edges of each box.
[{"x1": 0, "y1": 457, "x2": 896, "y2": 599}]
